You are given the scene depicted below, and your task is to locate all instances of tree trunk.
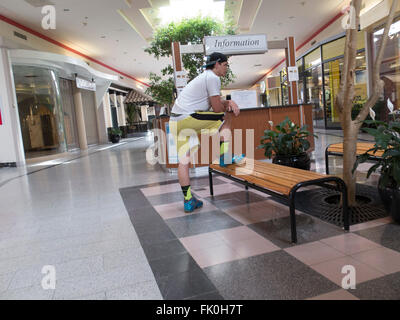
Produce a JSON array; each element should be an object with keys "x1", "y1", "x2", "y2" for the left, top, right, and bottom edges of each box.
[{"x1": 342, "y1": 124, "x2": 358, "y2": 206}]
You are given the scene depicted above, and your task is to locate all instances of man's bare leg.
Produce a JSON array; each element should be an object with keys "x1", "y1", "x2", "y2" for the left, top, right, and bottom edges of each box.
[{"x1": 178, "y1": 151, "x2": 190, "y2": 187}]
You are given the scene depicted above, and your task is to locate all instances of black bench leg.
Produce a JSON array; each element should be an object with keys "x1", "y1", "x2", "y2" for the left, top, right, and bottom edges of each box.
[
  {"x1": 289, "y1": 192, "x2": 297, "y2": 243},
  {"x1": 245, "y1": 184, "x2": 248, "y2": 191},
  {"x1": 209, "y1": 168, "x2": 214, "y2": 196},
  {"x1": 325, "y1": 148, "x2": 330, "y2": 175}
]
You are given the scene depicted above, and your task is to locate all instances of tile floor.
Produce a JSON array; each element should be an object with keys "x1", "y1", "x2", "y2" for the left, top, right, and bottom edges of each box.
[{"x1": 0, "y1": 131, "x2": 398, "y2": 300}]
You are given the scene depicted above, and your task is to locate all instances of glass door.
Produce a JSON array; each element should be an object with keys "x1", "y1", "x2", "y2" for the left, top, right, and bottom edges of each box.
[{"x1": 13, "y1": 65, "x2": 67, "y2": 159}]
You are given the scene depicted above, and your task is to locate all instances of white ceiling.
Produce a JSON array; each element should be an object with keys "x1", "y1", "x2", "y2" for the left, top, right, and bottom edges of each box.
[{"x1": 0, "y1": 0, "x2": 348, "y2": 89}]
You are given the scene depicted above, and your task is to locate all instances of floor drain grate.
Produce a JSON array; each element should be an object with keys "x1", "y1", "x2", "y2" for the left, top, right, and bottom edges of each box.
[{"x1": 294, "y1": 184, "x2": 388, "y2": 227}]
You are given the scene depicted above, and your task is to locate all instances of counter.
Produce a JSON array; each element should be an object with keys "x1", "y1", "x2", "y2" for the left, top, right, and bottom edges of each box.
[{"x1": 152, "y1": 104, "x2": 315, "y2": 168}]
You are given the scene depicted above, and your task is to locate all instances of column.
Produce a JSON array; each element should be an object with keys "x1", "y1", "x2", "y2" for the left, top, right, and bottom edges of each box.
[
  {"x1": 73, "y1": 86, "x2": 88, "y2": 150},
  {"x1": 104, "y1": 92, "x2": 112, "y2": 128},
  {"x1": 0, "y1": 47, "x2": 25, "y2": 166},
  {"x1": 285, "y1": 36, "x2": 298, "y2": 105},
  {"x1": 112, "y1": 92, "x2": 120, "y2": 125},
  {"x1": 94, "y1": 92, "x2": 108, "y2": 144},
  {"x1": 118, "y1": 94, "x2": 126, "y2": 126}
]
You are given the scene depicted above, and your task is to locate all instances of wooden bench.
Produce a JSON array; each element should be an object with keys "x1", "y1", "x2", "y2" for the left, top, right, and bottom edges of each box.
[
  {"x1": 209, "y1": 160, "x2": 349, "y2": 243},
  {"x1": 325, "y1": 142, "x2": 384, "y2": 174}
]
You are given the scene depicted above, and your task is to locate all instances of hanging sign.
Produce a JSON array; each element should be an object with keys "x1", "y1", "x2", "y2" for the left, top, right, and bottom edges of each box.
[
  {"x1": 76, "y1": 77, "x2": 96, "y2": 91},
  {"x1": 204, "y1": 34, "x2": 268, "y2": 55},
  {"x1": 287, "y1": 66, "x2": 299, "y2": 82}
]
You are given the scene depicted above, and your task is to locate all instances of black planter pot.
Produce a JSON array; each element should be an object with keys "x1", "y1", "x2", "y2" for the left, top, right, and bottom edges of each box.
[
  {"x1": 110, "y1": 134, "x2": 121, "y2": 144},
  {"x1": 378, "y1": 176, "x2": 400, "y2": 223},
  {"x1": 272, "y1": 152, "x2": 311, "y2": 170}
]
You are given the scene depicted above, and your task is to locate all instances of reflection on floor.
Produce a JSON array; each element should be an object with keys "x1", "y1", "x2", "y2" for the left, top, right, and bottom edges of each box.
[
  {"x1": 0, "y1": 131, "x2": 399, "y2": 300},
  {"x1": 121, "y1": 176, "x2": 397, "y2": 300}
]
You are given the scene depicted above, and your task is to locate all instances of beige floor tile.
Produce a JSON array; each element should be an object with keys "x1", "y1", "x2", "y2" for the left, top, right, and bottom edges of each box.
[
  {"x1": 190, "y1": 243, "x2": 240, "y2": 268},
  {"x1": 310, "y1": 256, "x2": 385, "y2": 286},
  {"x1": 140, "y1": 183, "x2": 182, "y2": 197},
  {"x1": 351, "y1": 247, "x2": 400, "y2": 275},
  {"x1": 284, "y1": 241, "x2": 346, "y2": 266},
  {"x1": 230, "y1": 237, "x2": 280, "y2": 259},
  {"x1": 308, "y1": 289, "x2": 359, "y2": 300},
  {"x1": 180, "y1": 231, "x2": 224, "y2": 252},
  {"x1": 153, "y1": 200, "x2": 217, "y2": 220},
  {"x1": 320, "y1": 233, "x2": 381, "y2": 255},
  {"x1": 350, "y1": 217, "x2": 393, "y2": 232},
  {"x1": 217, "y1": 226, "x2": 259, "y2": 243},
  {"x1": 194, "y1": 183, "x2": 244, "y2": 198},
  {"x1": 223, "y1": 200, "x2": 289, "y2": 225}
]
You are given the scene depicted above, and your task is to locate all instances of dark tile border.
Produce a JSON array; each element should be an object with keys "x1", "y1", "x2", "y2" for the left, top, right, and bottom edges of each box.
[{"x1": 119, "y1": 178, "x2": 221, "y2": 300}]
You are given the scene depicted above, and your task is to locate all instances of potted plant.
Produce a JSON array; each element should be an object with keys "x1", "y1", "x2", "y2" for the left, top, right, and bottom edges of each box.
[
  {"x1": 109, "y1": 128, "x2": 122, "y2": 143},
  {"x1": 257, "y1": 116, "x2": 317, "y2": 170},
  {"x1": 353, "y1": 120, "x2": 400, "y2": 222}
]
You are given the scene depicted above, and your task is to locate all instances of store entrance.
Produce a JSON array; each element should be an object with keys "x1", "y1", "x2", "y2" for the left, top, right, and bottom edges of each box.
[{"x1": 12, "y1": 65, "x2": 67, "y2": 159}]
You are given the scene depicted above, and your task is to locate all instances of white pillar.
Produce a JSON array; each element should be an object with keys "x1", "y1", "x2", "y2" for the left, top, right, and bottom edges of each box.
[
  {"x1": 94, "y1": 92, "x2": 108, "y2": 144},
  {"x1": 112, "y1": 92, "x2": 120, "y2": 125},
  {"x1": 104, "y1": 92, "x2": 112, "y2": 128},
  {"x1": 73, "y1": 86, "x2": 88, "y2": 150},
  {"x1": 118, "y1": 94, "x2": 126, "y2": 126},
  {"x1": 0, "y1": 47, "x2": 25, "y2": 166}
]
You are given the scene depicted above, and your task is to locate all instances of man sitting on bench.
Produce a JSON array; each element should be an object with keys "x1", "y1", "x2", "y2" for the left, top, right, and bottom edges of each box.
[{"x1": 169, "y1": 52, "x2": 245, "y2": 213}]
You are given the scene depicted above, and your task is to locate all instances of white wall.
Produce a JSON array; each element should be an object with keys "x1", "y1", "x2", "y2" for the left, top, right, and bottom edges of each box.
[{"x1": 0, "y1": 47, "x2": 24, "y2": 165}]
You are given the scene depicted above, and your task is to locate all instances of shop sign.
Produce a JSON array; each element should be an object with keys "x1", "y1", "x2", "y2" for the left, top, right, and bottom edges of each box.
[
  {"x1": 76, "y1": 77, "x2": 96, "y2": 91},
  {"x1": 204, "y1": 34, "x2": 268, "y2": 55},
  {"x1": 287, "y1": 66, "x2": 299, "y2": 82}
]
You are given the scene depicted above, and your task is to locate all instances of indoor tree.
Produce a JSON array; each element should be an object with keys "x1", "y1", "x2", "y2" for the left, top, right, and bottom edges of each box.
[
  {"x1": 144, "y1": 16, "x2": 236, "y2": 108},
  {"x1": 336, "y1": 0, "x2": 398, "y2": 206}
]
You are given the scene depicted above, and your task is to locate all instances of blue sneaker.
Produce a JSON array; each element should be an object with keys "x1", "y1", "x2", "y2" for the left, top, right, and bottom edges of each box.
[
  {"x1": 184, "y1": 196, "x2": 203, "y2": 213},
  {"x1": 219, "y1": 154, "x2": 246, "y2": 167}
]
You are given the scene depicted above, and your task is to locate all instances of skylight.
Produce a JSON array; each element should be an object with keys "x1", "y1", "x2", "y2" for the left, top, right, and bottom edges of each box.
[{"x1": 158, "y1": 0, "x2": 225, "y2": 25}]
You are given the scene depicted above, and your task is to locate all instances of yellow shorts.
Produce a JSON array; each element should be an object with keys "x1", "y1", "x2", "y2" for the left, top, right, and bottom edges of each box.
[{"x1": 169, "y1": 111, "x2": 225, "y2": 158}]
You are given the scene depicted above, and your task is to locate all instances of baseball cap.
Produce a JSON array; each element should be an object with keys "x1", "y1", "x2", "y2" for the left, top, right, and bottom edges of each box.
[{"x1": 202, "y1": 52, "x2": 228, "y2": 68}]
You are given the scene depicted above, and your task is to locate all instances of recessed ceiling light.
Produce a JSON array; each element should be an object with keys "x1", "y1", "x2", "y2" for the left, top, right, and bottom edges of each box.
[
  {"x1": 289, "y1": 16, "x2": 295, "y2": 19},
  {"x1": 101, "y1": 35, "x2": 106, "y2": 38}
]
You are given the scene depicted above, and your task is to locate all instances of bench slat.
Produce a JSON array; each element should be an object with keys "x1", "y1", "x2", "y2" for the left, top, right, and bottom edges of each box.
[
  {"x1": 328, "y1": 142, "x2": 384, "y2": 157},
  {"x1": 210, "y1": 160, "x2": 335, "y2": 196},
  {"x1": 210, "y1": 164, "x2": 291, "y2": 195},
  {"x1": 251, "y1": 162, "x2": 327, "y2": 181}
]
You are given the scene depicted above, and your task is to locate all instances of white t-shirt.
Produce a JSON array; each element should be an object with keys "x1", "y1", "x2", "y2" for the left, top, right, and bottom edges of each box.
[{"x1": 171, "y1": 70, "x2": 221, "y2": 114}]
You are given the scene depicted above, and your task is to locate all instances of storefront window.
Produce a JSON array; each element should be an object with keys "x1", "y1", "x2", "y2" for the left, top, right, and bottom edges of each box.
[
  {"x1": 305, "y1": 64, "x2": 324, "y2": 128},
  {"x1": 266, "y1": 76, "x2": 281, "y2": 106},
  {"x1": 13, "y1": 65, "x2": 67, "y2": 159},
  {"x1": 280, "y1": 69, "x2": 289, "y2": 105},
  {"x1": 304, "y1": 48, "x2": 321, "y2": 70},
  {"x1": 322, "y1": 32, "x2": 365, "y2": 61},
  {"x1": 374, "y1": 19, "x2": 400, "y2": 122}
]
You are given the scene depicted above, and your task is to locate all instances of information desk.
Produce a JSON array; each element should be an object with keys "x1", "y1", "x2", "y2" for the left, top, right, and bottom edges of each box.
[{"x1": 152, "y1": 104, "x2": 315, "y2": 169}]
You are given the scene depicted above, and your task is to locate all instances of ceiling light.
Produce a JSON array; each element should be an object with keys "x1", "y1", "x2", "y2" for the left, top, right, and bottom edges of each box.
[
  {"x1": 101, "y1": 35, "x2": 106, "y2": 39},
  {"x1": 158, "y1": 0, "x2": 225, "y2": 25}
]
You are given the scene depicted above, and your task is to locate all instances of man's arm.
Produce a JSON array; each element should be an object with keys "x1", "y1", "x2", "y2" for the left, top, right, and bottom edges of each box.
[{"x1": 210, "y1": 96, "x2": 240, "y2": 116}]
